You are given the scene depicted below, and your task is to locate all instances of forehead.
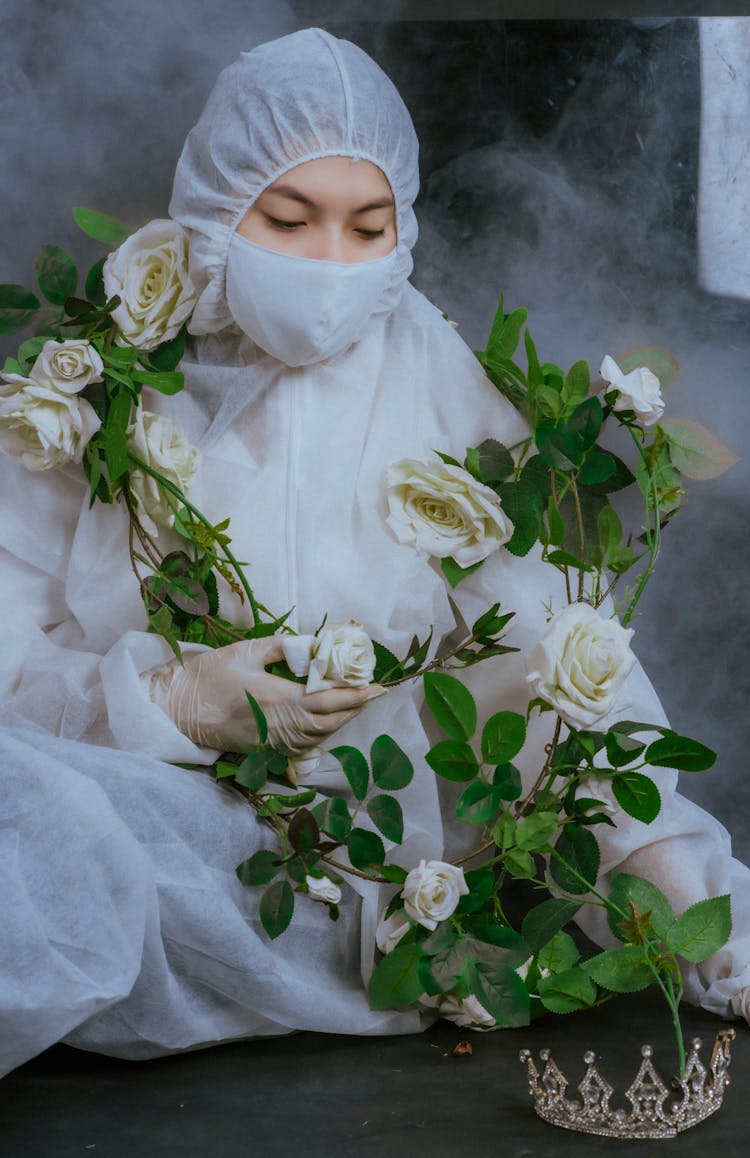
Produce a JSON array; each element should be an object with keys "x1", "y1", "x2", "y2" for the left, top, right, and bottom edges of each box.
[{"x1": 263, "y1": 156, "x2": 394, "y2": 205}]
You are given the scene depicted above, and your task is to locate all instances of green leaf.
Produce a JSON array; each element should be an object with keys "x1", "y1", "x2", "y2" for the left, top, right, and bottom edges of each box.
[
  {"x1": 243, "y1": 691, "x2": 268, "y2": 745},
  {"x1": 234, "y1": 749, "x2": 283, "y2": 789},
  {"x1": 72, "y1": 206, "x2": 133, "y2": 246},
  {"x1": 472, "y1": 602, "x2": 514, "y2": 639},
  {"x1": 475, "y1": 438, "x2": 514, "y2": 482},
  {"x1": 665, "y1": 895, "x2": 732, "y2": 962},
  {"x1": 259, "y1": 879, "x2": 294, "y2": 939},
  {"x1": 661, "y1": 417, "x2": 739, "y2": 481},
  {"x1": 644, "y1": 735, "x2": 716, "y2": 772},
  {"x1": 236, "y1": 849, "x2": 280, "y2": 886},
  {"x1": 370, "y1": 734, "x2": 413, "y2": 790},
  {"x1": 586, "y1": 452, "x2": 636, "y2": 496},
  {"x1": 538, "y1": 967, "x2": 597, "y2": 1013},
  {"x1": 131, "y1": 369, "x2": 184, "y2": 395},
  {"x1": 16, "y1": 335, "x2": 50, "y2": 369},
  {"x1": 469, "y1": 960, "x2": 530, "y2": 1027},
  {"x1": 561, "y1": 360, "x2": 590, "y2": 410},
  {"x1": 146, "y1": 327, "x2": 186, "y2": 372},
  {"x1": 537, "y1": 931, "x2": 580, "y2": 975},
  {"x1": 486, "y1": 303, "x2": 528, "y2": 361},
  {"x1": 492, "y1": 762, "x2": 523, "y2": 800},
  {"x1": 423, "y1": 672, "x2": 477, "y2": 741},
  {"x1": 565, "y1": 396, "x2": 603, "y2": 453},
  {"x1": 612, "y1": 772, "x2": 661, "y2": 824},
  {"x1": 103, "y1": 390, "x2": 132, "y2": 485},
  {"x1": 545, "y1": 496, "x2": 565, "y2": 547},
  {"x1": 35, "y1": 245, "x2": 77, "y2": 306},
  {"x1": 481, "y1": 711, "x2": 526, "y2": 764},
  {"x1": 85, "y1": 257, "x2": 106, "y2": 305},
  {"x1": 367, "y1": 794, "x2": 404, "y2": 843},
  {"x1": 579, "y1": 452, "x2": 615, "y2": 486},
  {"x1": 311, "y1": 796, "x2": 352, "y2": 841},
  {"x1": 536, "y1": 428, "x2": 582, "y2": 472},
  {"x1": 504, "y1": 848, "x2": 536, "y2": 879},
  {"x1": 440, "y1": 556, "x2": 483, "y2": 588},
  {"x1": 347, "y1": 827, "x2": 385, "y2": 871},
  {"x1": 425, "y1": 739, "x2": 479, "y2": 783},
  {"x1": 605, "y1": 730, "x2": 644, "y2": 768},
  {"x1": 368, "y1": 940, "x2": 423, "y2": 1009},
  {"x1": 287, "y1": 808, "x2": 319, "y2": 855},
  {"x1": 495, "y1": 478, "x2": 544, "y2": 557},
  {"x1": 521, "y1": 898, "x2": 581, "y2": 955},
  {"x1": 583, "y1": 945, "x2": 654, "y2": 993},
  {"x1": 331, "y1": 745, "x2": 369, "y2": 801},
  {"x1": 455, "y1": 868, "x2": 495, "y2": 914},
  {"x1": 379, "y1": 863, "x2": 408, "y2": 884},
  {"x1": 0, "y1": 284, "x2": 41, "y2": 335},
  {"x1": 372, "y1": 640, "x2": 402, "y2": 683},
  {"x1": 516, "y1": 810, "x2": 559, "y2": 853},
  {"x1": 606, "y1": 872, "x2": 676, "y2": 942},
  {"x1": 455, "y1": 781, "x2": 504, "y2": 824},
  {"x1": 550, "y1": 826, "x2": 600, "y2": 894}
]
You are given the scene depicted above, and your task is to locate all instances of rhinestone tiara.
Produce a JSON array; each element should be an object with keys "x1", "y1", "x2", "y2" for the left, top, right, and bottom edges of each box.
[{"x1": 519, "y1": 1029, "x2": 736, "y2": 1139}]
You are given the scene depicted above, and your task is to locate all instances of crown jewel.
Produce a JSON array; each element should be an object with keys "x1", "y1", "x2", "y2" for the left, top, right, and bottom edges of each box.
[{"x1": 519, "y1": 1029, "x2": 735, "y2": 1139}]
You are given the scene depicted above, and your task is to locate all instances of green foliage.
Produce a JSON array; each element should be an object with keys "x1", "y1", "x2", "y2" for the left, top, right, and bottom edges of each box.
[
  {"x1": 440, "y1": 556, "x2": 482, "y2": 588},
  {"x1": 370, "y1": 734, "x2": 413, "y2": 790},
  {"x1": 425, "y1": 740, "x2": 479, "y2": 782},
  {"x1": 606, "y1": 873, "x2": 676, "y2": 942},
  {"x1": 538, "y1": 967, "x2": 598, "y2": 1013},
  {"x1": 492, "y1": 762, "x2": 523, "y2": 800},
  {"x1": 611, "y1": 772, "x2": 661, "y2": 824},
  {"x1": 347, "y1": 828, "x2": 386, "y2": 871},
  {"x1": 521, "y1": 898, "x2": 581, "y2": 955},
  {"x1": 583, "y1": 945, "x2": 655, "y2": 993},
  {"x1": 537, "y1": 931, "x2": 580, "y2": 975},
  {"x1": 455, "y1": 781, "x2": 504, "y2": 824},
  {"x1": 0, "y1": 284, "x2": 41, "y2": 335},
  {"x1": 331, "y1": 745, "x2": 369, "y2": 800},
  {"x1": 72, "y1": 205, "x2": 133, "y2": 245},
  {"x1": 423, "y1": 672, "x2": 477, "y2": 740},
  {"x1": 481, "y1": 711, "x2": 526, "y2": 763},
  {"x1": 664, "y1": 896, "x2": 732, "y2": 962},
  {"x1": 644, "y1": 734, "x2": 716, "y2": 772},
  {"x1": 35, "y1": 245, "x2": 77, "y2": 306},
  {"x1": 236, "y1": 849, "x2": 279, "y2": 886},
  {"x1": 259, "y1": 880, "x2": 294, "y2": 940},
  {"x1": 550, "y1": 825, "x2": 600, "y2": 894},
  {"x1": 311, "y1": 797, "x2": 352, "y2": 841},
  {"x1": 367, "y1": 794, "x2": 404, "y2": 843},
  {"x1": 368, "y1": 941, "x2": 423, "y2": 1009}
]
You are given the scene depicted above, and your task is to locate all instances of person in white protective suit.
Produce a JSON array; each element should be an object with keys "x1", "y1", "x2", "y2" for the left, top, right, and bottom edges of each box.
[{"x1": 1, "y1": 27, "x2": 749, "y2": 1077}]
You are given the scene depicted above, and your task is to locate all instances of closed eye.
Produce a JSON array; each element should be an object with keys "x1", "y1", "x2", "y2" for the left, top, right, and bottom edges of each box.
[
  {"x1": 356, "y1": 228, "x2": 386, "y2": 239},
  {"x1": 265, "y1": 215, "x2": 304, "y2": 231}
]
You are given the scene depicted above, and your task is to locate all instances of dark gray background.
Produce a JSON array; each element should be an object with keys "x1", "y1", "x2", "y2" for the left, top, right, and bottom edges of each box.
[{"x1": 2, "y1": 3, "x2": 748, "y2": 857}]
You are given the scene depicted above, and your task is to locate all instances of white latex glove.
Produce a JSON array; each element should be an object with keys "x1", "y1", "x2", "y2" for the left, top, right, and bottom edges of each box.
[{"x1": 148, "y1": 636, "x2": 383, "y2": 756}]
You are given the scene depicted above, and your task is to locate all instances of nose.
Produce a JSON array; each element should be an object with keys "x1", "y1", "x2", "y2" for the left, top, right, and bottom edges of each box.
[{"x1": 308, "y1": 225, "x2": 346, "y2": 263}]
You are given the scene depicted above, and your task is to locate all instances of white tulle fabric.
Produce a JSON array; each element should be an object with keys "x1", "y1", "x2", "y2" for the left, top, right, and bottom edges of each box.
[{"x1": 1, "y1": 28, "x2": 749, "y2": 1077}]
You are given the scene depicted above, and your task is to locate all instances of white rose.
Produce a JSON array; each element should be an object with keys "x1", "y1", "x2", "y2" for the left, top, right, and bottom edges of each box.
[
  {"x1": 103, "y1": 219, "x2": 197, "y2": 350},
  {"x1": 385, "y1": 456, "x2": 514, "y2": 567},
  {"x1": 0, "y1": 373, "x2": 101, "y2": 471},
  {"x1": 420, "y1": 992, "x2": 498, "y2": 1031},
  {"x1": 126, "y1": 408, "x2": 200, "y2": 536},
  {"x1": 28, "y1": 339, "x2": 103, "y2": 393},
  {"x1": 600, "y1": 354, "x2": 665, "y2": 427},
  {"x1": 525, "y1": 602, "x2": 635, "y2": 730},
  {"x1": 310, "y1": 620, "x2": 376, "y2": 692},
  {"x1": 375, "y1": 911, "x2": 411, "y2": 955},
  {"x1": 401, "y1": 859, "x2": 469, "y2": 931},
  {"x1": 305, "y1": 874, "x2": 342, "y2": 904}
]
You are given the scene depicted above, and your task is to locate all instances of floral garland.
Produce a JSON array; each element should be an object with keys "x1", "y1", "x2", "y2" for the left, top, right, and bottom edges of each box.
[{"x1": 0, "y1": 210, "x2": 740, "y2": 1070}]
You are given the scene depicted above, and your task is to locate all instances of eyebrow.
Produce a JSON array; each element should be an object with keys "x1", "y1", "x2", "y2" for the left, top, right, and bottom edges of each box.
[{"x1": 266, "y1": 184, "x2": 395, "y2": 214}]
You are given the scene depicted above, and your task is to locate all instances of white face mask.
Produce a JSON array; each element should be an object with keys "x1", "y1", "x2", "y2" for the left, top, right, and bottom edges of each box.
[{"x1": 225, "y1": 232, "x2": 399, "y2": 367}]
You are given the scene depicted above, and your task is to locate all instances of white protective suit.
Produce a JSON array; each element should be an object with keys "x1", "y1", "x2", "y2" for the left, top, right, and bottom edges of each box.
[{"x1": 1, "y1": 28, "x2": 749, "y2": 1077}]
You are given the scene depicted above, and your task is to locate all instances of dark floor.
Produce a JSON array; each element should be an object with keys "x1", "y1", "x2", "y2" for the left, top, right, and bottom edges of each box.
[{"x1": 1, "y1": 990, "x2": 746, "y2": 1158}]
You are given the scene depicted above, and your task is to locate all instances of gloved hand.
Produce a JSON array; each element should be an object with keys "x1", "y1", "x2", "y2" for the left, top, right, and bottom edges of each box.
[{"x1": 148, "y1": 636, "x2": 383, "y2": 755}]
